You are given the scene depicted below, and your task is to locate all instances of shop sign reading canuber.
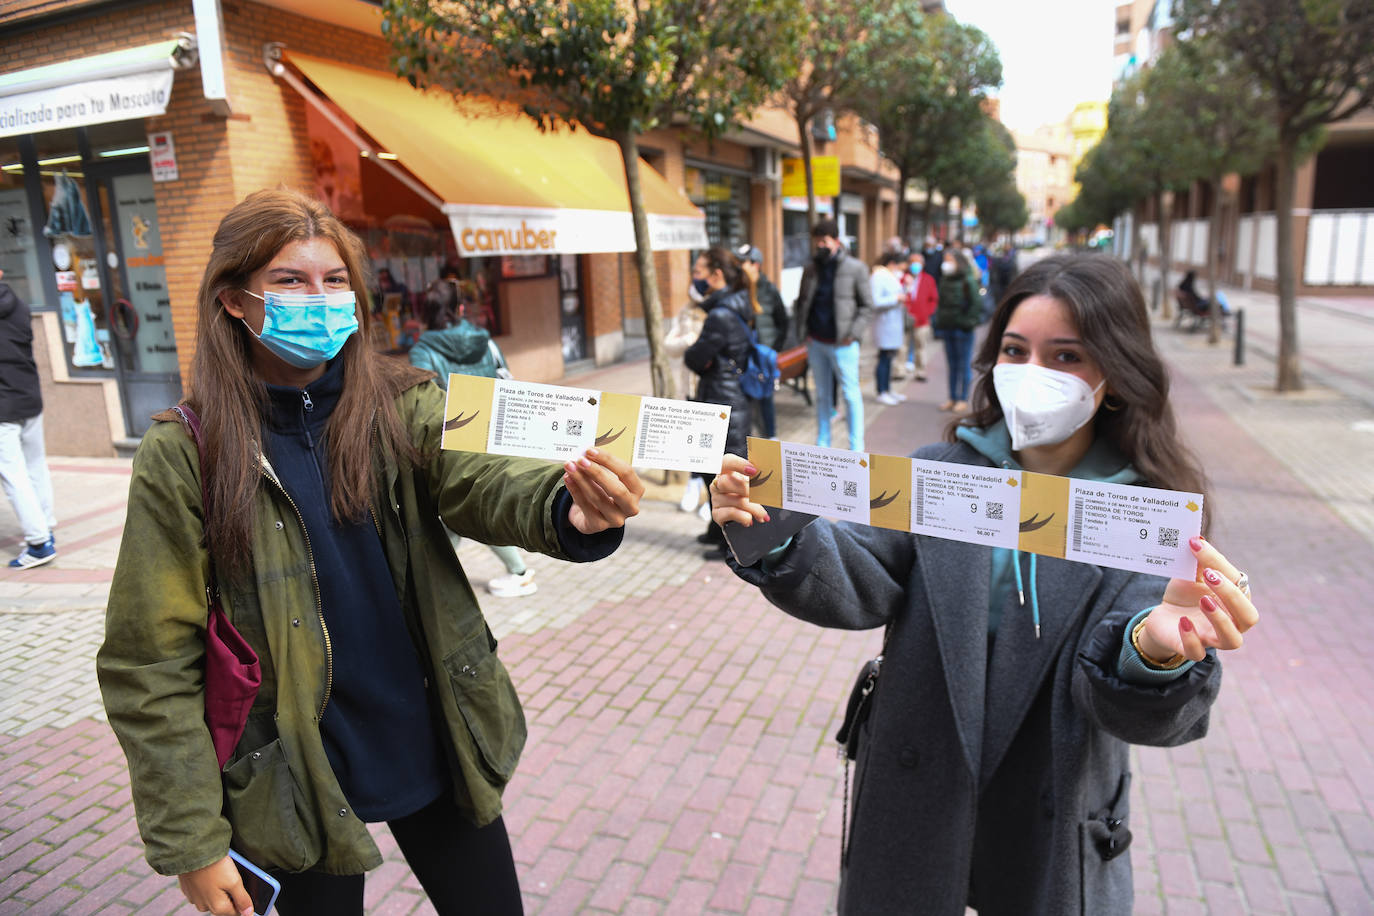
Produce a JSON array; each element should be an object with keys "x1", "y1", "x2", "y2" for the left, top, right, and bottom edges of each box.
[
  {"x1": 446, "y1": 205, "x2": 709, "y2": 257},
  {"x1": 0, "y1": 70, "x2": 175, "y2": 138}
]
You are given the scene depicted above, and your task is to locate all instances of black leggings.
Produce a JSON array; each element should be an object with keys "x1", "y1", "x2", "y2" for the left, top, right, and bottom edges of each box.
[{"x1": 272, "y1": 800, "x2": 522, "y2": 916}]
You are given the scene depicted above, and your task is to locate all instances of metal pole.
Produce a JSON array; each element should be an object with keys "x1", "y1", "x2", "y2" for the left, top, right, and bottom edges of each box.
[{"x1": 1233, "y1": 308, "x2": 1245, "y2": 366}]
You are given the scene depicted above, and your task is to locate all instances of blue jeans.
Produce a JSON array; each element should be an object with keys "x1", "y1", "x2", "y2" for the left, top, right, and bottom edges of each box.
[
  {"x1": 942, "y1": 329, "x2": 975, "y2": 402},
  {"x1": 754, "y1": 395, "x2": 777, "y2": 439},
  {"x1": 875, "y1": 349, "x2": 897, "y2": 394},
  {"x1": 807, "y1": 338, "x2": 864, "y2": 451}
]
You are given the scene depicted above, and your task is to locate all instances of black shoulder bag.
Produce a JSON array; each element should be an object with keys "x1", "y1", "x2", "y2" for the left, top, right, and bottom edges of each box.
[{"x1": 834, "y1": 626, "x2": 890, "y2": 866}]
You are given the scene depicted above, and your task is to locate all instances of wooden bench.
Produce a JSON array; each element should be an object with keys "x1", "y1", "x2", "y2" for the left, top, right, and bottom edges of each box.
[{"x1": 777, "y1": 345, "x2": 810, "y2": 404}]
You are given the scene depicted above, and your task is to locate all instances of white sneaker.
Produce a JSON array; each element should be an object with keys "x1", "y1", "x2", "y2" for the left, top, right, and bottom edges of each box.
[
  {"x1": 892, "y1": 392, "x2": 908, "y2": 402},
  {"x1": 697, "y1": 501, "x2": 712, "y2": 522},
  {"x1": 679, "y1": 476, "x2": 704, "y2": 512},
  {"x1": 487, "y1": 569, "x2": 537, "y2": 597},
  {"x1": 876, "y1": 392, "x2": 900, "y2": 406}
]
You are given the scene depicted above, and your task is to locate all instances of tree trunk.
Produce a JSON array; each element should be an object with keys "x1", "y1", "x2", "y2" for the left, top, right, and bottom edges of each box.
[
  {"x1": 1131, "y1": 202, "x2": 1145, "y2": 286},
  {"x1": 614, "y1": 130, "x2": 675, "y2": 400},
  {"x1": 1206, "y1": 174, "x2": 1224, "y2": 346},
  {"x1": 798, "y1": 112, "x2": 818, "y2": 229},
  {"x1": 1274, "y1": 131, "x2": 1303, "y2": 391},
  {"x1": 897, "y1": 164, "x2": 910, "y2": 245},
  {"x1": 1158, "y1": 186, "x2": 1173, "y2": 320},
  {"x1": 921, "y1": 182, "x2": 934, "y2": 243},
  {"x1": 956, "y1": 198, "x2": 965, "y2": 244}
]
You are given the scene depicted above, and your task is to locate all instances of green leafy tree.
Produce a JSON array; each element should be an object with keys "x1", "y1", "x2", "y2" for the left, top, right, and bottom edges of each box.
[
  {"x1": 857, "y1": 11, "x2": 1001, "y2": 240},
  {"x1": 778, "y1": 0, "x2": 913, "y2": 226},
  {"x1": 1174, "y1": 0, "x2": 1374, "y2": 390},
  {"x1": 380, "y1": 0, "x2": 803, "y2": 398},
  {"x1": 1154, "y1": 39, "x2": 1277, "y2": 342},
  {"x1": 975, "y1": 176, "x2": 1028, "y2": 239},
  {"x1": 1105, "y1": 71, "x2": 1198, "y2": 317}
]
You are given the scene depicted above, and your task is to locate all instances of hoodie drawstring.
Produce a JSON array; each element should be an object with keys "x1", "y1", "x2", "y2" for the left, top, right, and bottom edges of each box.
[{"x1": 1012, "y1": 549, "x2": 1042, "y2": 639}]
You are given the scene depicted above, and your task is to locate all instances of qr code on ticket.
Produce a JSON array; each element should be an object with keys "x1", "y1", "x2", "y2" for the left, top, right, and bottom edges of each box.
[
  {"x1": 698, "y1": 433, "x2": 713, "y2": 450},
  {"x1": 843, "y1": 481, "x2": 857, "y2": 498},
  {"x1": 986, "y1": 502, "x2": 1004, "y2": 520},
  {"x1": 567, "y1": 420, "x2": 583, "y2": 438},
  {"x1": 1157, "y1": 527, "x2": 1179, "y2": 548}
]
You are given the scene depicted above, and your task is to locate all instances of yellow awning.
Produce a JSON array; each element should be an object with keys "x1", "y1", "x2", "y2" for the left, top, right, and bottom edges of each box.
[{"x1": 285, "y1": 53, "x2": 707, "y2": 257}]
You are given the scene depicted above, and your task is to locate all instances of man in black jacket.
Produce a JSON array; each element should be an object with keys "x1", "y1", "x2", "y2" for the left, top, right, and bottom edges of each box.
[
  {"x1": 793, "y1": 220, "x2": 873, "y2": 451},
  {"x1": 0, "y1": 271, "x2": 56, "y2": 568}
]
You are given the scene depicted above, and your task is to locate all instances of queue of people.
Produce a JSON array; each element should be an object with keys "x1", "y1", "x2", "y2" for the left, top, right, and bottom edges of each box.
[{"x1": 94, "y1": 191, "x2": 1255, "y2": 916}]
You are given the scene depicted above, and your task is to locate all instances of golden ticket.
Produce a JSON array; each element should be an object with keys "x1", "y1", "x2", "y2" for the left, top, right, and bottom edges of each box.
[
  {"x1": 442, "y1": 375, "x2": 732, "y2": 475},
  {"x1": 747, "y1": 437, "x2": 1203, "y2": 578}
]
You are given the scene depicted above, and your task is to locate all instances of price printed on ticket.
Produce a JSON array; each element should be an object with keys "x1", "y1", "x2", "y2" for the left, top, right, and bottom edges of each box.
[
  {"x1": 441, "y1": 375, "x2": 731, "y2": 475},
  {"x1": 747, "y1": 437, "x2": 1203, "y2": 579}
]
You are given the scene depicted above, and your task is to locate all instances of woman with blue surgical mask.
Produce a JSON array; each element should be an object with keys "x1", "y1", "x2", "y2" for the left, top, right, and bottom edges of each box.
[
  {"x1": 710, "y1": 253, "x2": 1261, "y2": 915},
  {"x1": 98, "y1": 189, "x2": 644, "y2": 916}
]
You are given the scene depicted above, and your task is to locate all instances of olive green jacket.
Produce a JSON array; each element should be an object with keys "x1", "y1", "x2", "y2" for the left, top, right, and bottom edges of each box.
[{"x1": 98, "y1": 380, "x2": 590, "y2": 877}]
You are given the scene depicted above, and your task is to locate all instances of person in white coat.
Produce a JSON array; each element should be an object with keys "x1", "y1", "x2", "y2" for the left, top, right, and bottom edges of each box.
[{"x1": 870, "y1": 253, "x2": 908, "y2": 406}]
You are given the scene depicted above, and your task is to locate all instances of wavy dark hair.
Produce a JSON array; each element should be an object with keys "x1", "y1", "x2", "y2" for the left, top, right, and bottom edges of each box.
[
  {"x1": 187, "y1": 189, "x2": 428, "y2": 576},
  {"x1": 953, "y1": 253, "x2": 1211, "y2": 531}
]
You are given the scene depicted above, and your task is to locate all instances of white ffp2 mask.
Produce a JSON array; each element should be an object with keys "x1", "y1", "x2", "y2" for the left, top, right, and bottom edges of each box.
[{"x1": 993, "y1": 362, "x2": 1104, "y2": 450}]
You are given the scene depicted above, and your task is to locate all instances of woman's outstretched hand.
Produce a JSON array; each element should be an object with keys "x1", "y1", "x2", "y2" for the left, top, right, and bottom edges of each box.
[
  {"x1": 564, "y1": 448, "x2": 644, "y2": 534},
  {"x1": 709, "y1": 453, "x2": 770, "y2": 528},
  {"x1": 177, "y1": 856, "x2": 253, "y2": 916},
  {"x1": 1140, "y1": 536, "x2": 1259, "y2": 664}
]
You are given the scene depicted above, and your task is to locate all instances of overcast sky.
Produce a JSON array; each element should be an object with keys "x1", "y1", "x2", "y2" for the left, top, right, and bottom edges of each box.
[{"x1": 942, "y1": 0, "x2": 1118, "y2": 131}]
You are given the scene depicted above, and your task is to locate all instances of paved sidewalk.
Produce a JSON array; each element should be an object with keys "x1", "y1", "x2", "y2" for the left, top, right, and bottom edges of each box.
[{"x1": 2, "y1": 286, "x2": 1374, "y2": 914}]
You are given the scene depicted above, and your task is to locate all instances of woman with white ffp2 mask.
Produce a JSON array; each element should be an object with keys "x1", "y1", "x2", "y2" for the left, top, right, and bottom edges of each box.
[{"x1": 710, "y1": 254, "x2": 1260, "y2": 915}]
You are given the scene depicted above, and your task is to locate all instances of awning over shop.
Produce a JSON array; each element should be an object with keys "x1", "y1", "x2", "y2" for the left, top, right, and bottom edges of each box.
[
  {"x1": 284, "y1": 53, "x2": 707, "y2": 257},
  {"x1": 0, "y1": 38, "x2": 197, "y2": 138}
]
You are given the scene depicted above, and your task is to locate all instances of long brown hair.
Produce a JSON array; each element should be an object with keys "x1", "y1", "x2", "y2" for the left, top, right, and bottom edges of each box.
[
  {"x1": 700, "y1": 246, "x2": 759, "y2": 314},
  {"x1": 954, "y1": 253, "x2": 1212, "y2": 530},
  {"x1": 188, "y1": 189, "x2": 428, "y2": 575}
]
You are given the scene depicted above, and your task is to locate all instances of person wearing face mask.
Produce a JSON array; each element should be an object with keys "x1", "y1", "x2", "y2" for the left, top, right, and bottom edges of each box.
[
  {"x1": 684, "y1": 245, "x2": 758, "y2": 558},
  {"x1": 793, "y1": 219, "x2": 874, "y2": 451},
  {"x1": 735, "y1": 244, "x2": 788, "y2": 438},
  {"x1": 901, "y1": 252, "x2": 938, "y2": 382},
  {"x1": 97, "y1": 190, "x2": 645, "y2": 916},
  {"x1": 710, "y1": 253, "x2": 1260, "y2": 916},
  {"x1": 932, "y1": 248, "x2": 985, "y2": 413}
]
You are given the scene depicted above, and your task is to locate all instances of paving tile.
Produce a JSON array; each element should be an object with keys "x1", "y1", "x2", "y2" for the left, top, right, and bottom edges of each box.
[{"x1": 5, "y1": 299, "x2": 1374, "y2": 914}]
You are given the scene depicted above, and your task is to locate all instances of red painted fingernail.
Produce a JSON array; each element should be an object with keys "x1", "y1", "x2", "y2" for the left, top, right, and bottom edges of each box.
[
  {"x1": 1204, "y1": 568, "x2": 1222, "y2": 586},
  {"x1": 745, "y1": 465, "x2": 759, "y2": 476},
  {"x1": 1200, "y1": 595, "x2": 1220, "y2": 614},
  {"x1": 1189, "y1": 535, "x2": 1205, "y2": 552},
  {"x1": 763, "y1": 512, "x2": 771, "y2": 523},
  {"x1": 1179, "y1": 616, "x2": 1195, "y2": 632}
]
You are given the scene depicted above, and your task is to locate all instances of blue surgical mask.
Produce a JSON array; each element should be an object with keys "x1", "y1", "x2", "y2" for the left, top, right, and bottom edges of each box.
[
  {"x1": 240, "y1": 289, "x2": 359, "y2": 369},
  {"x1": 908, "y1": 263, "x2": 922, "y2": 276}
]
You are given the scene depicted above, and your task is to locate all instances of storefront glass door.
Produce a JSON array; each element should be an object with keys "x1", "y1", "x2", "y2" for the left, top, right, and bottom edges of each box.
[{"x1": 90, "y1": 160, "x2": 181, "y2": 435}]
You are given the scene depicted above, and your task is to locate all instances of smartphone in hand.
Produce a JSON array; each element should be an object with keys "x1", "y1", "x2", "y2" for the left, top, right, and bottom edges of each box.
[
  {"x1": 721, "y1": 506, "x2": 816, "y2": 567},
  {"x1": 228, "y1": 849, "x2": 281, "y2": 916}
]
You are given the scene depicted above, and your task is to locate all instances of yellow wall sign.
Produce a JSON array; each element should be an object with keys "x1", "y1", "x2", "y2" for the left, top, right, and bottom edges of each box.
[{"x1": 781, "y1": 156, "x2": 840, "y2": 198}]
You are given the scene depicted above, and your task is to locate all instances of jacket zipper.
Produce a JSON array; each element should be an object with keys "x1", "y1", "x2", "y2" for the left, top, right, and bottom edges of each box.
[{"x1": 263, "y1": 470, "x2": 333, "y2": 720}]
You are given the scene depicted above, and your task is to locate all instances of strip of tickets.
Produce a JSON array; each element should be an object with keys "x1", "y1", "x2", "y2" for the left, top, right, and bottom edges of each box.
[
  {"x1": 441, "y1": 375, "x2": 732, "y2": 475},
  {"x1": 746, "y1": 436, "x2": 1204, "y2": 579}
]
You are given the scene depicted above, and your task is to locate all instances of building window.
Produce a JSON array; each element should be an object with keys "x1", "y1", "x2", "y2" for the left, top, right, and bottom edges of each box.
[{"x1": 685, "y1": 166, "x2": 751, "y2": 251}]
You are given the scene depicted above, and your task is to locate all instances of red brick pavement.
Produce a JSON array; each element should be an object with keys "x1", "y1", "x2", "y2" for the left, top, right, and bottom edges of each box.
[{"x1": 3, "y1": 315, "x2": 1374, "y2": 914}]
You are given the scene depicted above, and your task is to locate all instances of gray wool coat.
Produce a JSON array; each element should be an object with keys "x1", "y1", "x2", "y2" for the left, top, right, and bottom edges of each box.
[{"x1": 731, "y1": 440, "x2": 1222, "y2": 916}]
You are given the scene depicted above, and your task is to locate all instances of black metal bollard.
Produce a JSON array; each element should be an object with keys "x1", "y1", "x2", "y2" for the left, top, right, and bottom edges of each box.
[{"x1": 1233, "y1": 308, "x2": 1245, "y2": 366}]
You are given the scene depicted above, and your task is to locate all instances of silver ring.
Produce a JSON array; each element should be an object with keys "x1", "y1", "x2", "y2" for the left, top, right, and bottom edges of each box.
[{"x1": 1234, "y1": 571, "x2": 1250, "y2": 597}]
